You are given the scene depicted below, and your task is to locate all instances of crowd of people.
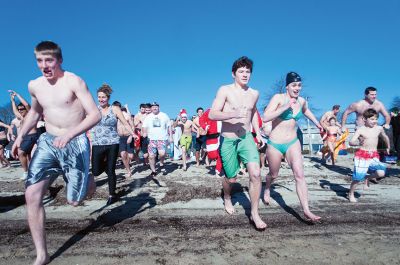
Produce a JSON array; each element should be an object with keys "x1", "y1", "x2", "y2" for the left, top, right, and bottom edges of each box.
[{"x1": 0, "y1": 41, "x2": 398, "y2": 265}]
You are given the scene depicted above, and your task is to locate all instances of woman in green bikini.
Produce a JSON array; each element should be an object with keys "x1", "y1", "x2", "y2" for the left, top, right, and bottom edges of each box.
[{"x1": 263, "y1": 72, "x2": 322, "y2": 222}]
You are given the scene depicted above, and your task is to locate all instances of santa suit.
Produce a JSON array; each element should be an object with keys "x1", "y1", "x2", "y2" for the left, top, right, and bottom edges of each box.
[
  {"x1": 199, "y1": 109, "x2": 223, "y2": 174},
  {"x1": 251, "y1": 110, "x2": 263, "y2": 144}
]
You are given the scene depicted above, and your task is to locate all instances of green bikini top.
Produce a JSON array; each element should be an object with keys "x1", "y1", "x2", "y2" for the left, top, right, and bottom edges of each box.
[{"x1": 279, "y1": 97, "x2": 304, "y2": 121}]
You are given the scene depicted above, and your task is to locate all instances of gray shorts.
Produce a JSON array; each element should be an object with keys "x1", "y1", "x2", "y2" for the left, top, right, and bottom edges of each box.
[{"x1": 26, "y1": 132, "x2": 90, "y2": 202}]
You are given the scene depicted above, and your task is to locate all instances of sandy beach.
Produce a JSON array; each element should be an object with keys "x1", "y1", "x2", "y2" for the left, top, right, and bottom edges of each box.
[{"x1": 1, "y1": 154, "x2": 400, "y2": 265}]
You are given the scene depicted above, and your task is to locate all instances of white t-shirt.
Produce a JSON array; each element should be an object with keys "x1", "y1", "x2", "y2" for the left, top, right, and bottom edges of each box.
[{"x1": 142, "y1": 112, "x2": 171, "y2": 140}]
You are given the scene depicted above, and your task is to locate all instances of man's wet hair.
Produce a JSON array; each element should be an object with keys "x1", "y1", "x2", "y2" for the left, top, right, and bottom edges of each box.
[
  {"x1": 140, "y1": 103, "x2": 147, "y2": 109},
  {"x1": 363, "y1": 108, "x2": 379, "y2": 119},
  {"x1": 121, "y1": 107, "x2": 127, "y2": 112},
  {"x1": 145, "y1": 103, "x2": 152, "y2": 108},
  {"x1": 196, "y1": 107, "x2": 204, "y2": 113},
  {"x1": 232, "y1": 56, "x2": 253, "y2": 74},
  {"x1": 332, "y1": 105, "x2": 340, "y2": 110},
  {"x1": 364, "y1": 86, "x2": 377, "y2": 95},
  {"x1": 97, "y1": 83, "x2": 113, "y2": 98},
  {"x1": 34, "y1": 41, "x2": 63, "y2": 61},
  {"x1": 328, "y1": 117, "x2": 337, "y2": 122}
]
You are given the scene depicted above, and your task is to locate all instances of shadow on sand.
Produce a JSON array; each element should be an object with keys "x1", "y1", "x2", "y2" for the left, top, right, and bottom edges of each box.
[
  {"x1": 0, "y1": 185, "x2": 63, "y2": 213},
  {"x1": 225, "y1": 182, "x2": 310, "y2": 225},
  {"x1": 309, "y1": 157, "x2": 353, "y2": 177},
  {"x1": 267, "y1": 184, "x2": 310, "y2": 224},
  {"x1": 50, "y1": 191, "x2": 156, "y2": 262},
  {"x1": 319, "y1": 179, "x2": 350, "y2": 199},
  {"x1": 0, "y1": 194, "x2": 25, "y2": 213}
]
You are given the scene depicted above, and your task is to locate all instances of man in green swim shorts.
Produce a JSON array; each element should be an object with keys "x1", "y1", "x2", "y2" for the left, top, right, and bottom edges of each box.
[
  {"x1": 173, "y1": 109, "x2": 193, "y2": 171},
  {"x1": 209, "y1": 56, "x2": 266, "y2": 230}
]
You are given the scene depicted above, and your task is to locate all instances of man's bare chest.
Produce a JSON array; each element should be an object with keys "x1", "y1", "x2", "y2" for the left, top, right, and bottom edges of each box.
[
  {"x1": 226, "y1": 93, "x2": 255, "y2": 109},
  {"x1": 37, "y1": 89, "x2": 77, "y2": 108}
]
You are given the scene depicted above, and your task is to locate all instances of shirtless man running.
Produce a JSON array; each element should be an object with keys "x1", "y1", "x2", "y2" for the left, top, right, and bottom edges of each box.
[
  {"x1": 342, "y1": 87, "x2": 390, "y2": 129},
  {"x1": 12, "y1": 41, "x2": 101, "y2": 265},
  {"x1": 320, "y1": 105, "x2": 341, "y2": 130},
  {"x1": 117, "y1": 106, "x2": 135, "y2": 177},
  {"x1": 9, "y1": 90, "x2": 39, "y2": 180},
  {"x1": 174, "y1": 110, "x2": 193, "y2": 171},
  {"x1": 134, "y1": 103, "x2": 151, "y2": 165},
  {"x1": 193, "y1": 107, "x2": 208, "y2": 166},
  {"x1": 209, "y1": 56, "x2": 266, "y2": 230}
]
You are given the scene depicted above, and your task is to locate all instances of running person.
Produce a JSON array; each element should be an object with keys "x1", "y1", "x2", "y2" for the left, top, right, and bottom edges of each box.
[
  {"x1": 193, "y1": 107, "x2": 208, "y2": 166},
  {"x1": 321, "y1": 117, "x2": 342, "y2": 165},
  {"x1": 142, "y1": 102, "x2": 172, "y2": 176},
  {"x1": 319, "y1": 105, "x2": 341, "y2": 158},
  {"x1": 0, "y1": 119, "x2": 12, "y2": 168},
  {"x1": 135, "y1": 103, "x2": 151, "y2": 166},
  {"x1": 342, "y1": 87, "x2": 391, "y2": 129},
  {"x1": 91, "y1": 84, "x2": 137, "y2": 205},
  {"x1": 348, "y1": 109, "x2": 390, "y2": 202},
  {"x1": 263, "y1": 72, "x2": 322, "y2": 222},
  {"x1": 11, "y1": 41, "x2": 101, "y2": 265},
  {"x1": 117, "y1": 106, "x2": 135, "y2": 177},
  {"x1": 209, "y1": 56, "x2": 266, "y2": 230},
  {"x1": 320, "y1": 105, "x2": 341, "y2": 129},
  {"x1": 9, "y1": 90, "x2": 40, "y2": 179},
  {"x1": 133, "y1": 103, "x2": 147, "y2": 162},
  {"x1": 174, "y1": 109, "x2": 193, "y2": 171}
]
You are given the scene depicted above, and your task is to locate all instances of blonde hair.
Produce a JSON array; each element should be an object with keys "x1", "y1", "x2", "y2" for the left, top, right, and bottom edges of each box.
[{"x1": 97, "y1": 83, "x2": 113, "y2": 98}]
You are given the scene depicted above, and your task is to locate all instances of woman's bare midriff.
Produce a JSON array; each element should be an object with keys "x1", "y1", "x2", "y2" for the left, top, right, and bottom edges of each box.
[{"x1": 269, "y1": 119, "x2": 298, "y2": 143}]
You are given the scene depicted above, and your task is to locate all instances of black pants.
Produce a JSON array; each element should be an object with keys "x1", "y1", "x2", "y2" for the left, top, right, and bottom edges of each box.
[
  {"x1": 91, "y1": 144, "x2": 119, "y2": 196},
  {"x1": 394, "y1": 135, "x2": 400, "y2": 160}
]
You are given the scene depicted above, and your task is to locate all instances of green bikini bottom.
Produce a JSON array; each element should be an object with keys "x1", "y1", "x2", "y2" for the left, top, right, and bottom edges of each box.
[{"x1": 267, "y1": 137, "x2": 298, "y2": 155}]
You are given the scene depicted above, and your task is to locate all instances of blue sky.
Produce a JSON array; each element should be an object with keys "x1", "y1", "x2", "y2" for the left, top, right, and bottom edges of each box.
[{"x1": 0, "y1": 0, "x2": 399, "y2": 122}]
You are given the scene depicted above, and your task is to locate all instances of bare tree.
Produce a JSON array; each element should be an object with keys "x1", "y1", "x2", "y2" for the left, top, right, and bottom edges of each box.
[
  {"x1": 260, "y1": 76, "x2": 320, "y2": 117},
  {"x1": 390, "y1": 96, "x2": 400, "y2": 110},
  {"x1": 262, "y1": 77, "x2": 286, "y2": 103},
  {"x1": 0, "y1": 102, "x2": 14, "y2": 124}
]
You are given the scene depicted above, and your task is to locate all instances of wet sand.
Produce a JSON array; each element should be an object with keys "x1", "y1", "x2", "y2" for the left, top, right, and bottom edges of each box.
[{"x1": 1, "y1": 155, "x2": 400, "y2": 264}]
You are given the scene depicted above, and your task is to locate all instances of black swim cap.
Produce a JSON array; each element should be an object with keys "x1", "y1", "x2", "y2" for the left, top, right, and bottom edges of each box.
[{"x1": 286, "y1": 72, "x2": 302, "y2": 86}]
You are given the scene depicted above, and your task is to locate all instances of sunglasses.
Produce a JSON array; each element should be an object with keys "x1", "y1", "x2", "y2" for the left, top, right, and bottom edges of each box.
[{"x1": 18, "y1": 108, "x2": 26, "y2": 111}]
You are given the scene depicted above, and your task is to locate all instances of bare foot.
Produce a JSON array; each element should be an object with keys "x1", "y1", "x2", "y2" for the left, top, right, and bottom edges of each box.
[
  {"x1": 250, "y1": 214, "x2": 267, "y2": 230},
  {"x1": 223, "y1": 197, "x2": 235, "y2": 214},
  {"x1": 33, "y1": 254, "x2": 50, "y2": 265},
  {"x1": 263, "y1": 188, "x2": 271, "y2": 205},
  {"x1": 349, "y1": 194, "x2": 357, "y2": 203},
  {"x1": 304, "y1": 211, "x2": 322, "y2": 222}
]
